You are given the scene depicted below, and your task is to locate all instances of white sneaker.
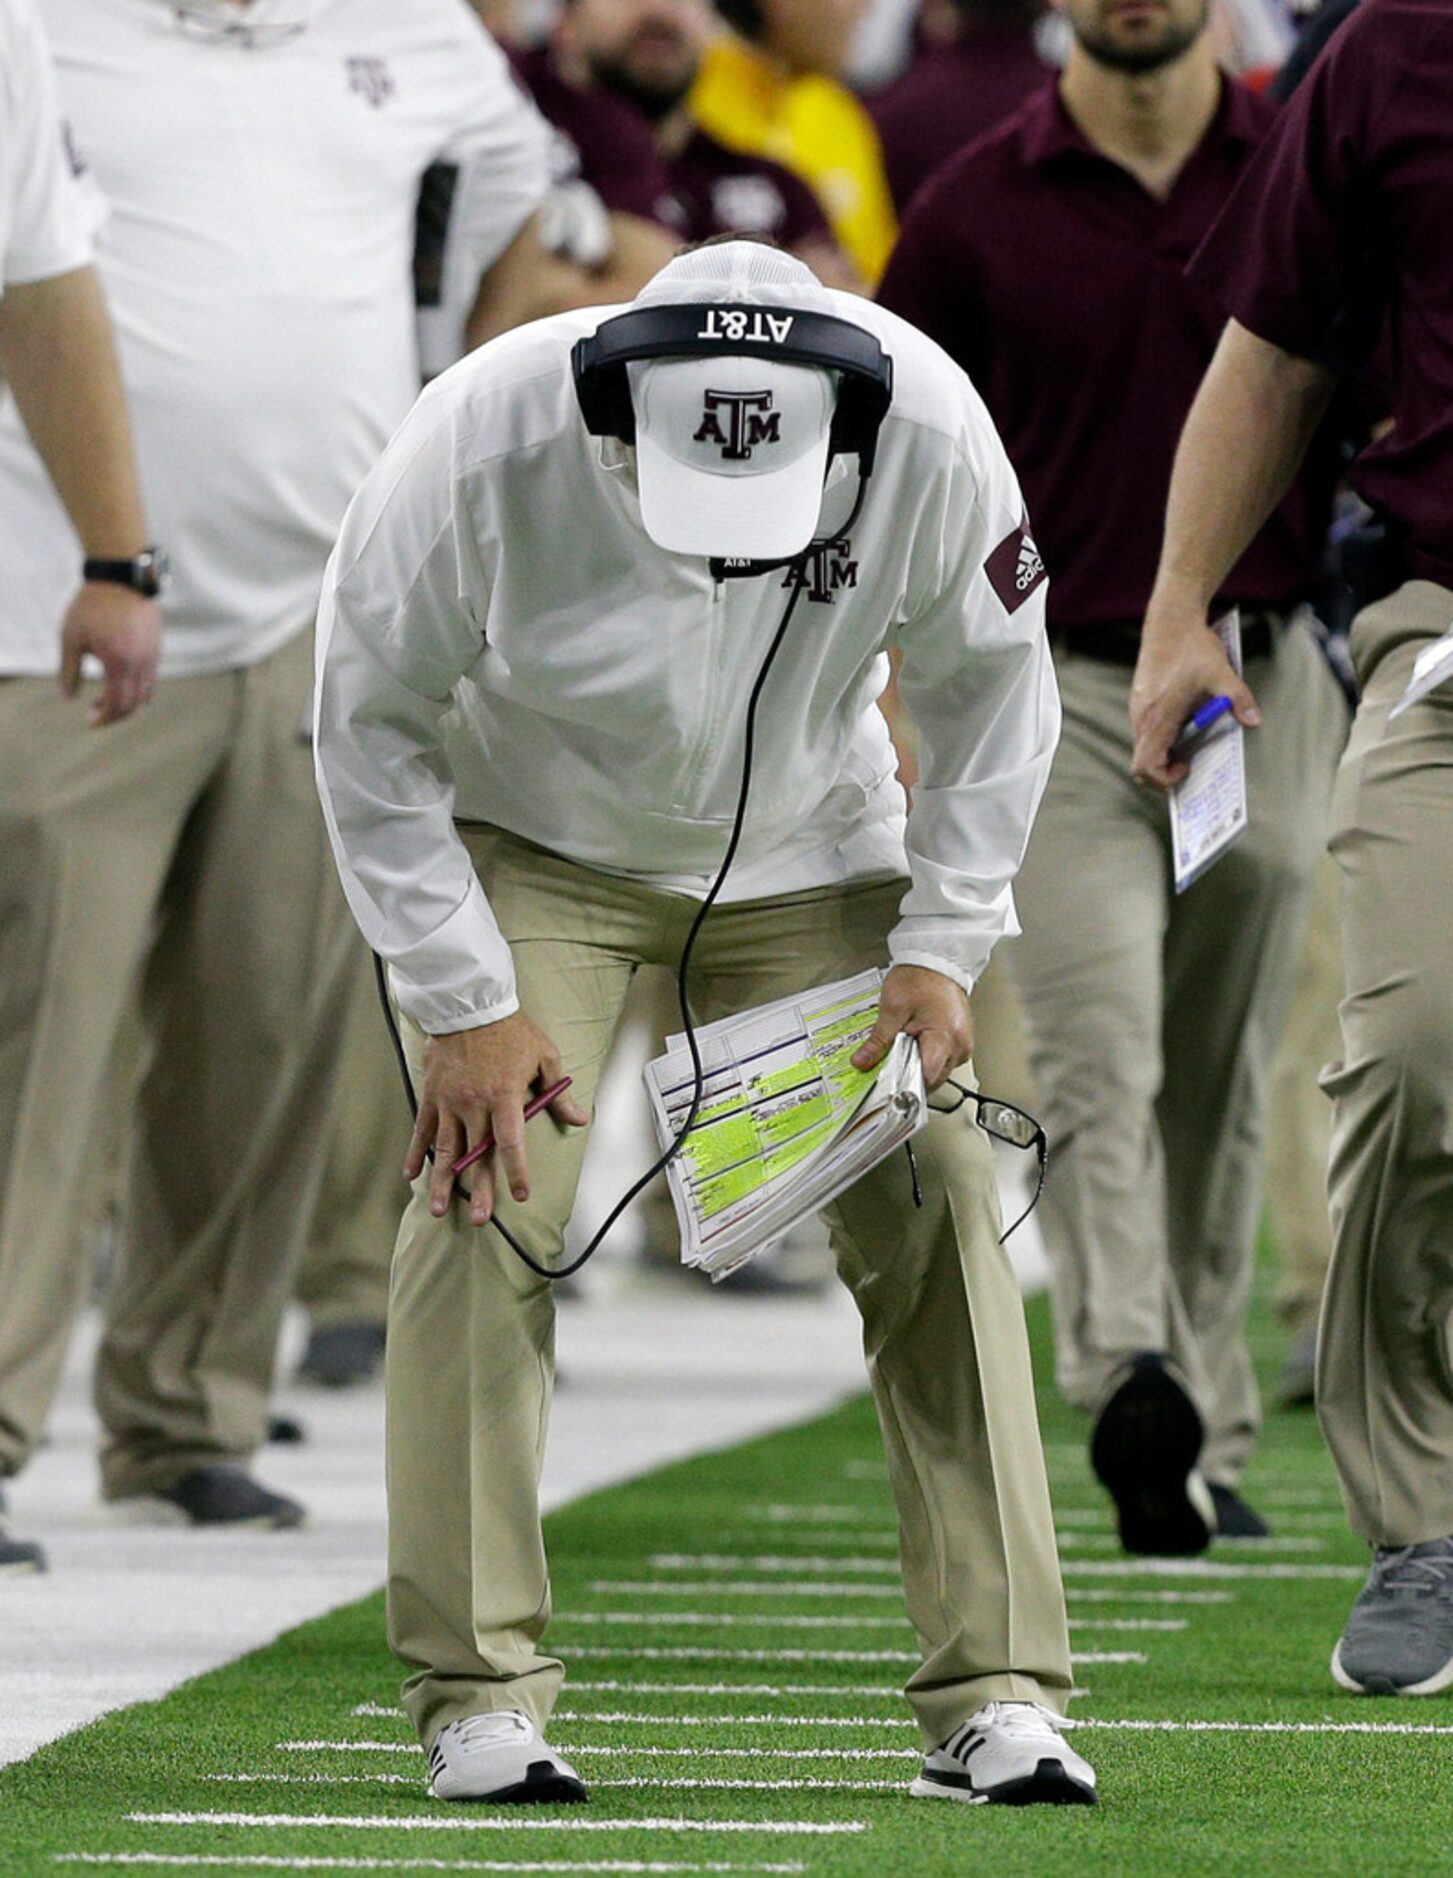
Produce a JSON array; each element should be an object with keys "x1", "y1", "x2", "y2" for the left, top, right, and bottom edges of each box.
[
  {"x1": 910, "y1": 1701, "x2": 1097, "y2": 1806},
  {"x1": 426, "y1": 1710, "x2": 587, "y2": 1804}
]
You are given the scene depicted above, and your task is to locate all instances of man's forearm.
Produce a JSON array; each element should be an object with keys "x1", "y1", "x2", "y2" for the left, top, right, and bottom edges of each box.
[
  {"x1": 0, "y1": 265, "x2": 148, "y2": 557},
  {"x1": 1148, "y1": 318, "x2": 1337, "y2": 624}
]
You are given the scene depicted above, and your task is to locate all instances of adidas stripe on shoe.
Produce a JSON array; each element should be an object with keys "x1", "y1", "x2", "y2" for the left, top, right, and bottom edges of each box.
[
  {"x1": 910, "y1": 1701, "x2": 1097, "y2": 1807},
  {"x1": 426, "y1": 1710, "x2": 587, "y2": 1804}
]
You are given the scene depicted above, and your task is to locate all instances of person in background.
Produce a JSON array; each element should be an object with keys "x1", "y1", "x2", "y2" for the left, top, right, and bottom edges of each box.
[
  {"x1": 0, "y1": 0, "x2": 159, "y2": 1574},
  {"x1": 1130, "y1": 0, "x2": 1453, "y2": 1698},
  {"x1": 509, "y1": 17, "x2": 681, "y2": 295},
  {"x1": 871, "y1": 0, "x2": 1053, "y2": 213},
  {"x1": 691, "y1": 0, "x2": 897, "y2": 283},
  {"x1": 880, "y1": 0, "x2": 1348, "y2": 1555},
  {"x1": 555, "y1": 0, "x2": 859, "y2": 287},
  {"x1": 0, "y1": 0, "x2": 556, "y2": 1561}
]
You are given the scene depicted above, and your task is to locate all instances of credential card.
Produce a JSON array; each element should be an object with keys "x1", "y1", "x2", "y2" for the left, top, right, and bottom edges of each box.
[{"x1": 1170, "y1": 609, "x2": 1248, "y2": 894}]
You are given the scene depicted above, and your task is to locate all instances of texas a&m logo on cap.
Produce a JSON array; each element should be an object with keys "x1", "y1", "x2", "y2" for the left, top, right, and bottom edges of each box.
[
  {"x1": 694, "y1": 390, "x2": 782, "y2": 461},
  {"x1": 985, "y1": 514, "x2": 1046, "y2": 612}
]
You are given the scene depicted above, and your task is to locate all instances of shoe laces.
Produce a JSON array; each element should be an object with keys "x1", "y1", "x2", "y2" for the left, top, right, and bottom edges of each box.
[
  {"x1": 1371, "y1": 1539, "x2": 1453, "y2": 1597},
  {"x1": 966, "y1": 1701, "x2": 1067, "y2": 1741},
  {"x1": 449, "y1": 1710, "x2": 535, "y2": 1749}
]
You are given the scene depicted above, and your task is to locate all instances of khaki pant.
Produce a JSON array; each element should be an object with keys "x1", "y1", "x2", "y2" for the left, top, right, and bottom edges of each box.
[
  {"x1": 1267, "y1": 857, "x2": 1342, "y2": 1337},
  {"x1": 1005, "y1": 621, "x2": 1346, "y2": 1484},
  {"x1": 1320, "y1": 579, "x2": 1453, "y2": 1546},
  {"x1": 297, "y1": 946, "x2": 407, "y2": 1330},
  {"x1": 0, "y1": 627, "x2": 355, "y2": 1494},
  {"x1": 387, "y1": 826, "x2": 1074, "y2": 1751}
]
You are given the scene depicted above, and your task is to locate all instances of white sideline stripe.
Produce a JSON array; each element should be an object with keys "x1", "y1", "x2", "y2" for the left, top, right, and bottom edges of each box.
[
  {"x1": 1059, "y1": 1560, "x2": 1365, "y2": 1582},
  {"x1": 281, "y1": 1745, "x2": 923, "y2": 1763},
  {"x1": 204, "y1": 1775, "x2": 900, "y2": 1795},
  {"x1": 589, "y1": 1578, "x2": 1244, "y2": 1600},
  {"x1": 561, "y1": 1614, "x2": 911, "y2": 1629},
  {"x1": 1062, "y1": 1719, "x2": 1453, "y2": 1737},
  {"x1": 1066, "y1": 1590, "x2": 1231, "y2": 1605},
  {"x1": 554, "y1": 1713, "x2": 908, "y2": 1727},
  {"x1": 1055, "y1": 1532, "x2": 1328, "y2": 1555},
  {"x1": 589, "y1": 1582, "x2": 902, "y2": 1600},
  {"x1": 56, "y1": 1858, "x2": 807, "y2": 1873},
  {"x1": 649, "y1": 1556, "x2": 898, "y2": 1576},
  {"x1": 128, "y1": 1816, "x2": 866, "y2": 1839},
  {"x1": 569, "y1": 1649, "x2": 921, "y2": 1664},
  {"x1": 564, "y1": 1626, "x2": 1181, "y2": 1657},
  {"x1": 568, "y1": 1661, "x2": 1144, "y2": 1691},
  {"x1": 746, "y1": 1506, "x2": 881, "y2": 1524}
]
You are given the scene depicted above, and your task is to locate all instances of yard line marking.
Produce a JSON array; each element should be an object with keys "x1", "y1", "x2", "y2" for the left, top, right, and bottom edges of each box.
[
  {"x1": 1062, "y1": 1720, "x2": 1453, "y2": 1736},
  {"x1": 746, "y1": 1506, "x2": 875, "y2": 1523},
  {"x1": 565, "y1": 1661, "x2": 1142, "y2": 1692},
  {"x1": 1065, "y1": 1589, "x2": 1231, "y2": 1604},
  {"x1": 128, "y1": 1816, "x2": 867, "y2": 1839},
  {"x1": 559, "y1": 1614, "x2": 912, "y2": 1629},
  {"x1": 280, "y1": 1744, "x2": 923, "y2": 1762},
  {"x1": 553, "y1": 1712, "x2": 910, "y2": 1727},
  {"x1": 568, "y1": 1649, "x2": 921, "y2": 1664},
  {"x1": 649, "y1": 1555, "x2": 899, "y2": 1575},
  {"x1": 1059, "y1": 1560, "x2": 1364, "y2": 1581},
  {"x1": 1055, "y1": 1532, "x2": 1328, "y2": 1555},
  {"x1": 201, "y1": 1775, "x2": 899, "y2": 1796},
  {"x1": 563, "y1": 1628, "x2": 1178, "y2": 1660},
  {"x1": 57, "y1": 1858, "x2": 808, "y2": 1873},
  {"x1": 589, "y1": 1582, "x2": 903, "y2": 1599}
]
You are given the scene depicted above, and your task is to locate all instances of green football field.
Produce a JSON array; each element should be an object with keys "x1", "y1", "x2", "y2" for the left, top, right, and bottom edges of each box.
[{"x1": 5, "y1": 1285, "x2": 1452, "y2": 1878}]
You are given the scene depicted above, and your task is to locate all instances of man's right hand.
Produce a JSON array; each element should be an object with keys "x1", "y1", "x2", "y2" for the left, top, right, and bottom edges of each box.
[
  {"x1": 59, "y1": 583, "x2": 162, "y2": 726},
  {"x1": 1129, "y1": 606, "x2": 1262, "y2": 792},
  {"x1": 405, "y1": 1011, "x2": 590, "y2": 1227}
]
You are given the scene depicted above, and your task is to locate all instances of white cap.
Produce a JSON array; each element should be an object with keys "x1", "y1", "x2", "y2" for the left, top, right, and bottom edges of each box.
[{"x1": 627, "y1": 243, "x2": 841, "y2": 561}]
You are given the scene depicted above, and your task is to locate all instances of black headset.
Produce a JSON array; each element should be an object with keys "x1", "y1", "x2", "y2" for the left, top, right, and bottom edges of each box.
[{"x1": 571, "y1": 302, "x2": 894, "y2": 478}]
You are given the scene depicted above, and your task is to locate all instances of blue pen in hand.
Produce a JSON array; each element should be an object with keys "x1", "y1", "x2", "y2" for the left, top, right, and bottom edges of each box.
[
  {"x1": 1172, "y1": 693, "x2": 1234, "y2": 761},
  {"x1": 1189, "y1": 695, "x2": 1234, "y2": 734}
]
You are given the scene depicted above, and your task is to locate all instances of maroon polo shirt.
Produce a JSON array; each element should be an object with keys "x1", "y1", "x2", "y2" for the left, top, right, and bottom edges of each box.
[
  {"x1": 878, "y1": 80, "x2": 1328, "y2": 634},
  {"x1": 661, "y1": 129, "x2": 831, "y2": 252},
  {"x1": 1190, "y1": 0, "x2": 1453, "y2": 590},
  {"x1": 511, "y1": 48, "x2": 675, "y2": 224},
  {"x1": 870, "y1": 25, "x2": 1054, "y2": 214}
]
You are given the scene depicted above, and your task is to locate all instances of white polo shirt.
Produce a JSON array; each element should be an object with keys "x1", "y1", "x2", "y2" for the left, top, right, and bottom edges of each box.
[
  {"x1": 0, "y1": 0, "x2": 549, "y2": 677},
  {"x1": 315, "y1": 293, "x2": 1061, "y2": 1034},
  {"x1": 0, "y1": 0, "x2": 94, "y2": 291}
]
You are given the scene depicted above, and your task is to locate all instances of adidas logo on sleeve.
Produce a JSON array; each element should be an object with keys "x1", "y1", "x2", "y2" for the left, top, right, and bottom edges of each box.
[{"x1": 985, "y1": 515, "x2": 1047, "y2": 612}]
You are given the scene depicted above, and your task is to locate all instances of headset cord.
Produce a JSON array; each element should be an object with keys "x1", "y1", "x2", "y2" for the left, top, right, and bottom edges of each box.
[{"x1": 374, "y1": 555, "x2": 816, "y2": 1283}]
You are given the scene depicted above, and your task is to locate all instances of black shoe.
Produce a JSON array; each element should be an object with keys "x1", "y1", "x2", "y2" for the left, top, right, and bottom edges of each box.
[
  {"x1": 297, "y1": 1321, "x2": 386, "y2": 1388},
  {"x1": 1209, "y1": 1483, "x2": 1272, "y2": 1539},
  {"x1": 1091, "y1": 1353, "x2": 1214, "y2": 1558},
  {"x1": 155, "y1": 1465, "x2": 306, "y2": 1529},
  {"x1": 0, "y1": 1483, "x2": 47, "y2": 1574}
]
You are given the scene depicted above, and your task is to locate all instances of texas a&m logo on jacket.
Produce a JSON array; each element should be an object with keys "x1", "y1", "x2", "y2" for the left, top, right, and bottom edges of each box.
[{"x1": 783, "y1": 536, "x2": 859, "y2": 606}]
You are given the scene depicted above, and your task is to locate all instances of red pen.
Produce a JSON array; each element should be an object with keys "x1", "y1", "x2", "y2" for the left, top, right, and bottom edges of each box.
[{"x1": 451, "y1": 1077, "x2": 574, "y2": 1176}]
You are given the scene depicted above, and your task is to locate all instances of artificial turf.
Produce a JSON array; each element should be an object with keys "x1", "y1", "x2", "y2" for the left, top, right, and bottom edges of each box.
[{"x1": 3, "y1": 1287, "x2": 1451, "y2": 1877}]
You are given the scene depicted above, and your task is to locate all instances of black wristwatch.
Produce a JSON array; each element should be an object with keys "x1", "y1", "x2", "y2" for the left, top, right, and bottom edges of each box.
[{"x1": 82, "y1": 545, "x2": 170, "y2": 598}]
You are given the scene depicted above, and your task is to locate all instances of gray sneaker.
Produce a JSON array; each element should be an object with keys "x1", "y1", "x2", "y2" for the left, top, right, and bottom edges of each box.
[{"x1": 1332, "y1": 1537, "x2": 1453, "y2": 1695}]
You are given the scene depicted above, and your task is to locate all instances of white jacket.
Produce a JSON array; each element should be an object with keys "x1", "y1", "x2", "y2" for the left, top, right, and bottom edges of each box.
[{"x1": 314, "y1": 294, "x2": 1060, "y2": 1035}]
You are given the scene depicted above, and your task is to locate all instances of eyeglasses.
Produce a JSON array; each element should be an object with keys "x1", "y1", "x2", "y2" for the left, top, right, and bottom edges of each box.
[
  {"x1": 926, "y1": 1078, "x2": 1048, "y2": 1244},
  {"x1": 170, "y1": 4, "x2": 306, "y2": 48}
]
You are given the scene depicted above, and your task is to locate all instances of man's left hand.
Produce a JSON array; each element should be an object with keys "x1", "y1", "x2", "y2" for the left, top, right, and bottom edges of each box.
[{"x1": 851, "y1": 964, "x2": 973, "y2": 1093}]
